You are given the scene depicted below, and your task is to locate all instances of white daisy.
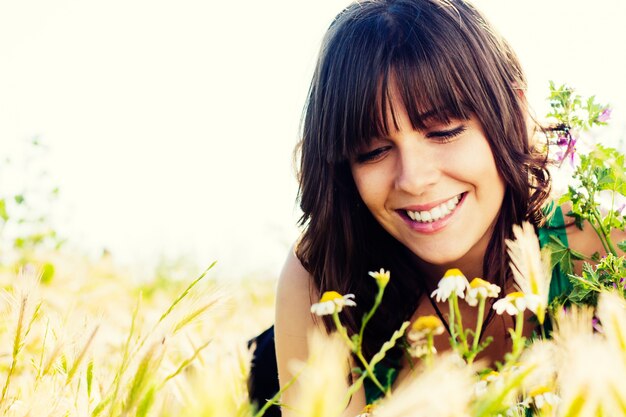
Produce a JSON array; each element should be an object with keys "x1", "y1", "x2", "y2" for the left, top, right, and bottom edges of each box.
[
  {"x1": 465, "y1": 277, "x2": 501, "y2": 307},
  {"x1": 523, "y1": 386, "x2": 560, "y2": 410},
  {"x1": 431, "y1": 268, "x2": 470, "y2": 302},
  {"x1": 407, "y1": 341, "x2": 437, "y2": 359},
  {"x1": 408, "y1": 315, "x2": 445, "y2": 341},
  {"x1": 310, "y1": 291, "x2": 356, "y2": 316},
  {"x1": 493, "y1": 292, "x2": 531, "y2": 316}
]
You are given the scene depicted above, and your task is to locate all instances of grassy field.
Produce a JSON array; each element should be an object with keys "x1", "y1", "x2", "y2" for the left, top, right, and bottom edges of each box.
[{"x1": 0, "y1": 250, "x2": 276, "y2": 416}]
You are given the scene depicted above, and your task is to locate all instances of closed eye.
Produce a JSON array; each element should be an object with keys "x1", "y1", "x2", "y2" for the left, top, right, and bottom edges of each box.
[
  {"x1": 354, "y1": 145, "x2": 392, "y2": 164},
  {"x1": 426, "y1": 126, "x2": 467, "y2": 143}
]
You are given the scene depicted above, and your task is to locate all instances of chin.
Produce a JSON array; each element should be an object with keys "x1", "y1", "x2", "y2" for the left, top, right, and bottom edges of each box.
[{"x1": 408, "y1": 243, "x2": 474, "y2": 268}]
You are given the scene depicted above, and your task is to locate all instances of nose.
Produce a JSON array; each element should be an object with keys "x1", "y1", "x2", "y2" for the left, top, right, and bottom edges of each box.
[{"x1": 395, "y1": 144, "x2": 440, "y2": 195}]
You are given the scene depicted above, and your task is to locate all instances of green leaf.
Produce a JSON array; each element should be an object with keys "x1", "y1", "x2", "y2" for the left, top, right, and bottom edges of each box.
[
  {"x1": 14, "y1": 194, "x2": 24, "y2": 204},
  {"x1": 545, "y1": 235, "x2": 585, "y2": 276},
  {"x1": 0, "y1": 199, "x2": 8, "y2": 222},
  {"x1": 618, "y1": 240, "x2": 626, "y2": 252}
]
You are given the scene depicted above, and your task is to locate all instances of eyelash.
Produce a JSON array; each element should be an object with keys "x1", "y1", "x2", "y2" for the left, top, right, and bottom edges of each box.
[
  {"x1": 427, "y1": 125, "x2": 467, "y2": 143},
  {"x1": 355, "y1": 125, "x2": 467, "y2": 163}
]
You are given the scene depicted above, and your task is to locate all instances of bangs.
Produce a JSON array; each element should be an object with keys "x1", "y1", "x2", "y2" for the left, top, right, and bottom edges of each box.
[
  {"x1": 316, "y1": 2, "x2": 487, "y2": 162},
  {"x1": 340, "y1": 34, "x2": 475, "y2": 161}
]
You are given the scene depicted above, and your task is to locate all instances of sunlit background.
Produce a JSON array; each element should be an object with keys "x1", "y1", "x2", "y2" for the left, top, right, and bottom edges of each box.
[{"x1": 1, "y1": 0, "x2": 625, "y2": 280}]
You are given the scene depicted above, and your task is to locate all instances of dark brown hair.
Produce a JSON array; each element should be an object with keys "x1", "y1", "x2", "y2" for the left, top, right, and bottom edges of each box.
[{"x1": 295, "y1": 0, "x2": 550, "y2": 358}]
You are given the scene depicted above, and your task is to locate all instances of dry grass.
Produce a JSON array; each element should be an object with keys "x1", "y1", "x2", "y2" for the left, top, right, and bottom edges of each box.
[{"x1": 0, "y1": 251, "x2": 275, "y2": 417}]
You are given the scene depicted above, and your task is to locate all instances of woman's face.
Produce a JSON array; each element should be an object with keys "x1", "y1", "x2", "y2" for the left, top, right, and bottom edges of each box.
[{"x1": 350, "y1": 98, "x2": 506, "y2": 276}]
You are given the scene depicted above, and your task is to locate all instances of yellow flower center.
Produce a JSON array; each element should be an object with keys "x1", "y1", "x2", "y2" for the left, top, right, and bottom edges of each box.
[
  {"x1": 481, "y1": 371, "x2": 499, "y2": 381},
  {"x1": 508, "y1": 291, "x2": 525, "y2": 299},
  {"x1": 443, "y1": 268, "x2": 465, "y2": 278},
  {"x1": 412, "y1": 315, "x2": 444, "y2": 332},
  {"x1": 470, "y1": 277, "x2": 490, "y2": 289},
  {"x1": 319, "y1": 291, "x2": 343, "y2": 303},
  {"x1": 529, "y1": 386, "x2": 552, "y2": 397}
]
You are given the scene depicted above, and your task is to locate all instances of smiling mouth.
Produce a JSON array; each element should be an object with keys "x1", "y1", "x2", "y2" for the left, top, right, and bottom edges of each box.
[{"x1": 403, "y1": 193, "x2": 466, "y2": 223}]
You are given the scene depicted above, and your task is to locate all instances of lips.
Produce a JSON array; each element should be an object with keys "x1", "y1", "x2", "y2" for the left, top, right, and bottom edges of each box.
[
  {"x1": 405, "y1": 194, "x2": 462, "y2": 223},
  {"x1": 398, "y1": 192, "x2": 467, "y2": 233}
]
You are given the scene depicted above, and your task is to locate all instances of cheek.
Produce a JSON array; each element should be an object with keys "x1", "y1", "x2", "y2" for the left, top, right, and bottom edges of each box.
[
  {"x1": 351, "y1": 167, "x2": 390, "y2": 211},
  {"x1": 448, "y1": 135, "x2": 500, "y2": 182}
]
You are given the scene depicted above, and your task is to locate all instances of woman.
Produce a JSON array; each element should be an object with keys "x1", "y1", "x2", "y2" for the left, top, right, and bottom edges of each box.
[{"x1": 272, "y1": 0, "x2": 606, "y2": 415}]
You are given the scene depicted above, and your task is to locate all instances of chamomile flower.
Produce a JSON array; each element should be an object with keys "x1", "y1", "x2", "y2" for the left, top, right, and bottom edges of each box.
[
  {"x1": 524, "y1": 386, "x2": 560, "y2": 410},
  {"x1": 474, "y1": 371, "x2": 501, "y2": 397},
  {"x1": 408, "y1": 315, "x2": 445, "y2": 341},
  {"x1": 431, "y1": 268, "x2": 470, "y2": 302},
  {"x1": 493, "y1": 292, "x2": 534, "y2": 316},
  {"x1": 407, "y1": 341, "x2": 437, "y2": 359},
  {"x1": 369, "y1": 268, "x2": 390, "y2": 288},
  {"x1": 310, "y1": 291, "x2": 356, "y2": 316},
  {"x1": 465, "y1": 278, "x2": 501, "y2": 307}
]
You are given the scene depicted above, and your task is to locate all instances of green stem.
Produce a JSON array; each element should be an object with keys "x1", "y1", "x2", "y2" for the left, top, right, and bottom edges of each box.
[
  {"x1": 332, "y1": 311, "x2": 386, "y2": 395},
  {"x1": 342, "y1": 373, "x2": 368, "y2": 411},
  {"x1": 425, "y1": 333, "x2": 434, "y2": 367},
  {"x1": 590, "y1": 207, "x2": 617, "y2": 255},
  {"x1": 356, "y1": 351, "x2": 387, "y2": 396},
  {"x1": 332, "y1": 312, "x2": 356, "y2": 352},
  {"x1": 452, "y1": 295, "x2": 468, "y2": 354},
  {"x1": 468, "y1": 298, "x2": 486, "y2": 364},
  {"x1": 448, "y1": 298, "x2": 458, "y2": 349},
  {"x1": 510, "y1": 312, "x2": 526, "y2": 362},
  {"x1": 358, "y1": 285, "x2": 385, "y2": 351}
]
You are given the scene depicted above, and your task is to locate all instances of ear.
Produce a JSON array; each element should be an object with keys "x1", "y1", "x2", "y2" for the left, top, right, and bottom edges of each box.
[
  {"x1": 511, "y1": 83, "x2": 537, "y2": 147},
  {"x1": 511, "y1": 81, "x2": 527, "y2": 102}
]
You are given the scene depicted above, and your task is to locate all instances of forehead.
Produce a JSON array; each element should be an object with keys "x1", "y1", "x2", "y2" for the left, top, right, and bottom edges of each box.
[{"x1": 318, "y1": 1, "x2": 502, "y2": 162}]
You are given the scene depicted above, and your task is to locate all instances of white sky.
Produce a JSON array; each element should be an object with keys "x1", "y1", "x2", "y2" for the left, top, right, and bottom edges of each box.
[{"x1": 1, "y1": 0, "x2": 625, "y2": 279}]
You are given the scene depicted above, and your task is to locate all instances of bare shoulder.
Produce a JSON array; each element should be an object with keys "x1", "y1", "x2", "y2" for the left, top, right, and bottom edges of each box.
[
  {"x1": 274, "y1": 248, "x2": 318, "y2": 411},
  {"x1": 275, "y1": 248, "x2": 318, "y2": 347},
  {"x1": 274, "y1": 247, "x2": 367, "y2": 417}
]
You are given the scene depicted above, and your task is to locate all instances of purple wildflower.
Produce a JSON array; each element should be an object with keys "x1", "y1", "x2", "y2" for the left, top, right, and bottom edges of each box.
[
  {"x1": 598, "y1": 108, "x2": 612, "y2": 123},
  {"x1": 597, "y1": 190, "x2": 626, "y2": 216},
  {"x1": 554, "y1": 133, "x2": 578, "y2": 168},
  {"x1": 556, "y1": 135, "x2": 569, "y2": 146},
  {"x1": 592, "y1": 317, "x2": 604, "y2": 333}
]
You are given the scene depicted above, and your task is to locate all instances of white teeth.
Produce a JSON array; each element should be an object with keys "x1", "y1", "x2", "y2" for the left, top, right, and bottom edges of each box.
[{"x1": 406, "y1": 194, "x2": 462, "y2": 223}]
